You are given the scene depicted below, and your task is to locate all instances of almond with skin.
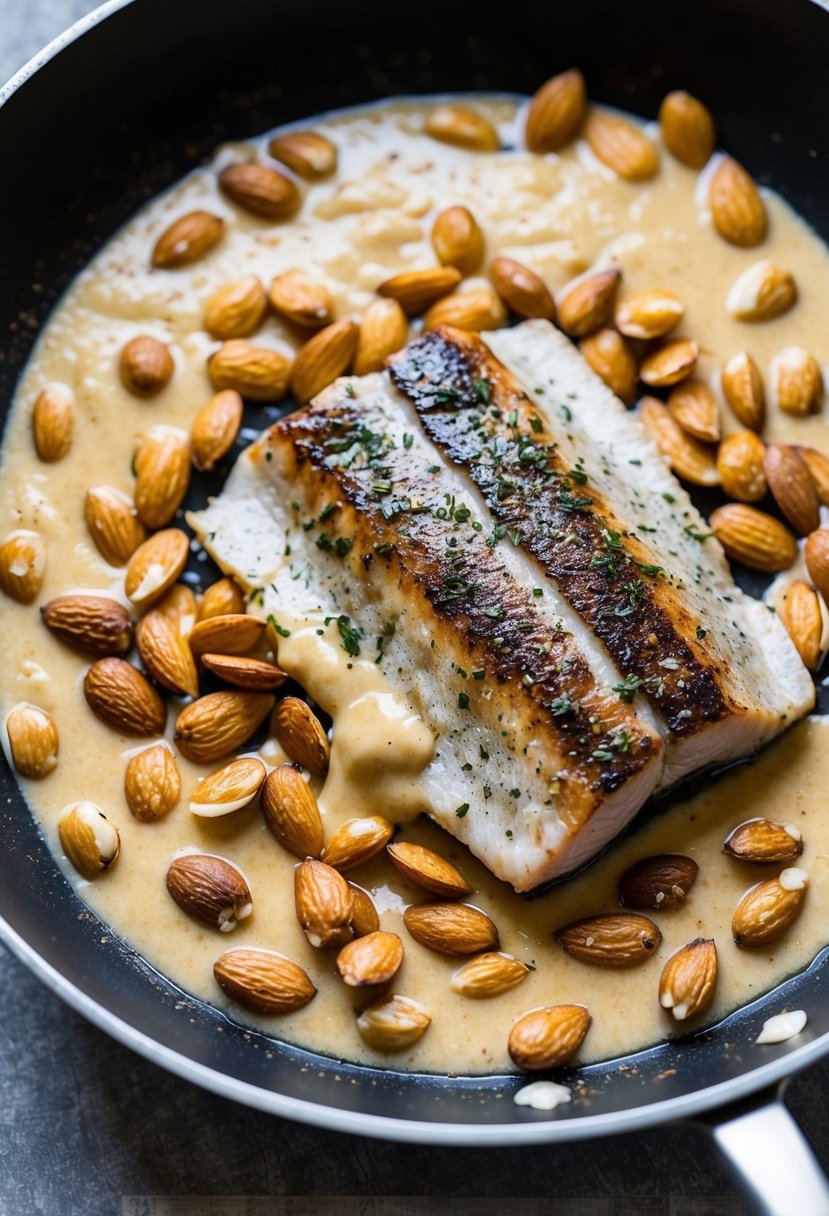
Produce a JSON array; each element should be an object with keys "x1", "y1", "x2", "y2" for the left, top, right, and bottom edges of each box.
[
  {"x1": 151, "y1": 210, "x2": 224, "y2": 268},
  {"x1": 378, "y1": 266, "x2": 462, "y2": 317},
  {"x1": 580, "y1": 328, "x2": 638, "y2": 404},
  {"x1": 619, "y1": 854, "x2": 699, "y2": 911},
  {"x1": 451, "y1": 952, "x2": 529, "y2": 999},
  {"x1": 58, "y1": 801, "x2": 120, "y2": 880},
  {"x1": 0, "y1": 530, "x2": 46, "y2": 604},
  {"x1": 268, "y1": 130, "x2": 337, "y2": 179},
  {"x1": 200, "y1": 653, "x2": 287, "y2": 691},
  {"x1": 805, "y1": 530, "x2": 829, "y2": 603},
  {"x1": 5, "y1": 703, "x2": 59, "y2": 779},
  {"x1": 124, "y1": 743, "x2": 181, "y2": 822},
  {"x1": 272, "y1": 696, "x2": 330, "y2": 775},
  {"x1": 710, "y1": 157, "x2": 767, "y2": 247},
  {"x1": 769, "y1": 347, "x2": 824, "y2": 417},
  {"x1": 207, "y1": 340, "x2": 291, "y2": 402},
  {"x1": 85, "y1": 487, "x2": 147, "y2": 566},
  {"x1": 584, "y1": 109, "x2": 659, "y2": 180},
  {"x1": 431, "y1": 205, "x2": 485, "y2": 275},
  {"x1": 173, "y1": 691, "x2": 273, "y2": 763},
  {"x1": 352, "y1": 298, "x2": 409, "y2": 375},
  {"x1": 555, "y1": 913, "x2": 661, "y2": 967},
  {"x1": 640, "y1": 339, "x2": 698, "y2": 388},
  {"x1": 716, "y1": 431, "x2": 768, "y2": 503},
  {"x1": 721, "y1": 352, "x2": 766, "y2": 431},
  {"x1": 349, "y1": 884, "x2": 380, "y2": 938},
  {"x1": 322, "y1": 816, "x2": 394, "y2": 872},
  {"x1": 763, "y1": 444, "x2": 820, "y2": 536},
  {"x1": 508, "y1": 1005, "x2": 592, "y2": 1071},
  {"x1": 668, "y1": 380, "x2": 721, "y2": 443},
  {"x1": 732, "y1": 869, "x2": 808, "y2": 947},
  {"x1": 489, "y1": 257, "x2": 555, "y2": 320},
  {"x1": 403, "y1": 902, "x2": 499, "y2": 956},
  {"x1": 268, "y1": 268, "x2": 334, "y2": 330},
  {"x1": 294, "y1": 858, "x2": 353, "y2": 949},
  {"x1": 189, "y1": 756, "x2": 266, "y2": 818},
  {"x1": 710, "y1": 503, "x2": 797, "y2": 573},
  {"x1": 290, "y1": 319, "x2": 359, "y2": 403},
  {"x1": 167, "y1": 853, "x2": 252, "y2": 932},
  {"x1": 134, "y1": 426, "x2": 191, "y2": 529},
  {"x1": 41, "y1": 595, "x2": 133, "y2": 657},
  {"x1": 156, "y1": 584, "x2": 197, "y2": 636},
  {"x1": 214, "y1": 948, "x2": 316, "y2": 1014},
  {"x1": 84, "y1": 658, "x2": 166, "y2": 736},
  {"x1": 797, "y1": 447, "x2": 829, "y2": 507},
  {"x1": 525, "y1": 69, "x2": 586, "y2": 153},
  {"x1": 424, "y1": 286, "x2": 507, "y2": 332},
  {"x1": 336, "y1": 931, "x2": 403, "y2": 987},
  {"x1": 188, "y1": 612, "x2": 266, "y2": 657},
  {"x1": 125, "y1": 528, "x2": 189, "y2": 608},
  {"x1": 727, "y1": 260, "x2": 797, "y2": 322},
  {"x1": 204, "y1": 277, "x2": 268, "y2": 340},
  {"x1": 136, "y1": 610, "x2": 199, "y2": 697},
  {"x1": 32, "y1": 384, "x2": 74, "y2": 462},
  {"x1": 261, "y1": 763, "x2": 324, "y2": 858},
  {"x1": 386, "y1": 841, "x2": 472, "y2": 899},
  {"x1": 218, "y1": 162, "x2": 301, "y2": 220},
  {"x1": 557, "y1": 269, "x2": 620, "y2": 338},
  {"x1": 640, "y1": 396, "x2": 719, "y2": 486},
  {"x1": 615, "y1": 289, "x2": 684, "y2": 340},
  {"x1": 658, "y1": 91, "x2": 715, "y2": 168},
  {"x1": 119, "y1": 335, "x2": 174, "y2": 397},
  {"x1": 198, "y1": 577, "x2": 245, "y2": 620},
  {"x1": 425, "y1": 103, "x2": 499, "y2": 152},
  {"x1": 723, "y1": 817, "x2": 804, "y2": 864},
  {"x1": 191, "y1": 390, "x2": 243, "y2": 472},
  {"x1": 659, "y1": 938, "x2": 718, "y2": 1021}
]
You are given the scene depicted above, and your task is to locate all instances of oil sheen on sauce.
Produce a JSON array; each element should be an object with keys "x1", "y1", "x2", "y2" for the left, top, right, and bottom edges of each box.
[{"x1": 2, "y1": 97, "x2": 829, "y2": 1075}]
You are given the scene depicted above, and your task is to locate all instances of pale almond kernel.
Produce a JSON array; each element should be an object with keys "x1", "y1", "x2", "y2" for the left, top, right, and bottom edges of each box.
[
  {"x1": 710, "y1": 157, "x2": 767, "y2": 247},
  {"x1": 322, "y1": 816, "x2": 394, "y2": 872},
  {"x1": 584, "y1": 109, "x2": 659, "y2": 181},
  {"x1": 721, "y1": 351, "x2": 766, "y2": 432},
  {"x1": 151, "y1": 210, "x2": 224, "y2": 268},
  {"x1": 431, "y1": 205, "x2": 485, "y2": 276},
  {"x1": 41, "y1": 594, "x2": 134, "y2": 657},
  {"x1": 214, "y1": 948, "x2": 316, "y2": 1014},
  {"x1": 85, "y1": 487, "x2": 147, "y2": 567},
  {"x1": 615, "y1": 290, "x2": 684, "y2": 340},
  {"x1": 32, "y1": 384, "x2": 74, "y2": 462},
  {"x1": 386, "y1": 841, "x2": 472, "y2": 900},
  {"x1": 451, "y1": 952, "x2": 529, "y2": 999},
  {"x1": 716, "y1": 431, "x2": 768, "y2": 503},
  {"x1": 805, "y1": 530, "x2": 829, "y2": 604},
  {"x1": 579, "y1": 328, "x2": 638, "y2": 404},
  {"x1": 188, "y1": 612, "x2": 266, "y2": 657},
  {"x1": 659, "y1": 938, "x2": 717, "y2": 1022},
  {"x1": 658, "y1": 91, "x2": 715, "y2": 169},
  {"x1": 423, "y1": 285, "x2": 507, "y2": 332},
  {"x1": 723, "y1": 817, "x2": 804, "y2": 864},
  {"x1": 58, "y1": 801, "x2": 120, "y2": 880},
  {"x1": 668, "y1": 380, "x2": 720, "y2": 444},
  {"x1": 134, "y1": 426, "x2": 191, "y2": 530},
  {"x1": 377, "y1": 267, "x2": 462, "y2": 317},
  {"x1": 261, "y1": 763, "x2": 324, "y2": 859},
  {"x1": 125, "y1": 528, "x2": 190, "y2": 608},
  {"x1": 640, "y1": 396, "x2": 719, "y2": 487},
  {"x1": 525, "y1": 69, "x2": 586, "y2": 153},
  {"x1": 489, "y1": 257, "x2": 555, "y2": 321},
  {"x1": 763, "y1": 444, "x2": 820, "y2": 536},
  {"x1": 120, "y1": 335, "x2": 174, "y2": 398},
  {"x1": 727, "y1": 260, "x2": 797, "y2": 323},
  {"x1": 268, "y1": 130, "x2": 337, "y2": 180},
  {"x1": 124, "y1": 743, "x2": 181, "y2": 822},
  {"x1": 173, "y1": 692, "x2": 274, "y2": 764},
  {"x1": 207, "y1": 340, "x2": 291, "y2": 402},
  {"x1": 191, "y1": 390, "x2": 243, "y2": 472},
  {"x1": 425, "y1": 104, "x2": 499, "y2": 152},
  {"x1": 769, "y1": 347, "x2": 824, "y2": 417},
  {"x1": 0, "y1": 530, "x2": 46, "y2": 604},
  {"x1": 200, "y1": 653, "x2": 287, "y2": 692},
  {"x1": 268, "y1": 268, "x2": 334, "y2": 331},
  {"x1": 733, "y1": 872, "x2": 808, "y2": 947},
  {"x1": 218, "y1": 161, "x2": 301, "y2": 220},
  {"x1": 555, "y1": 913, "x2": 661, "y2": 967},
  {"x1": 272, "y1": 696, "x2": 330, "y2": 776},
  {"x1": 294, "y1": 858, "x2": 353, "y2": 949},
  {"x1": 198, "y1": 577, "x2": 245, "y2": 620},
  {"x1": 357, "y1": 994, "x2": 431, "y2": 1052},
  {"x1": 508, "y1": 1005, "x2": 592, "y2": 1071},
  {"x1": 204, "y1": 277, "x2": 268, "y2": 340},
  {"x1": 84, "y1": 657, "x2": 167, "y2": 737},
  {"x1": 136, "y1": 610, "x2": 199, "y2": 698},
  {"x1": 5, "y1": 702, "x2": 59, "y2": 779},
  {"x1": 556, "y1": 270, "x2": 621, "y2": 338},
  {"x1": 710, "y1": 504, "x2": 797, "y2": 573},
  {"x1": 167, "y1": 853, "x2": 252, "y2": 932},
  {"x1": 353, "y1": 299, "x2": 409, "y2": 376},
  {"x1": 336, "y1": 931, "x2": 403, "y2": 987},
  {"x1": 403, "y1": 902, "x2": 499, "y2": 956},
  {"x1": 778, "y1": 580, "x2": 824, "y2": 672},
  {"x1": 189, "y1": 756, "x2": 266, "y2": 818},
  {"x1": 290, "y1": 319, "x2": 359, "y2": 404},
  {"x1": 640, "y1": 339, "x2": 698, "y2": 388}
]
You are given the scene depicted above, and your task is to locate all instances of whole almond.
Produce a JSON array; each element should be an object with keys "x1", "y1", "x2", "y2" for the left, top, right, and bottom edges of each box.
[
  {"x1": 191, "y1": 390, "x2": 243, "y2": 472},
  {"x1": 723, "y1": 817, "x2": 803, "y2": 864},
  {"x1": 640, "y1": 338, "x2": 699, "y2": 388},
  {"x1": 769, "y1": 347, "x2": 824, "y2": 417},
  {"x1": 32, "y1": 384, "x2": 74, "y2": 462},
  {"x1": 619, "y1": 854, "x2": 699, "y2": 911},
  {"x1": 189, "y1": 612, "x2": 266, "y2": 657},
  {"x1": 386, "y1": 841, "x2": 472, "y2": 900},
  {"x1": 119, "y1": 335, "x2": 174, "y2": 398},
  {"x1": 349, "y1": 883, "x2": 380, "y2": 938},
  {"x1": 268, "y1": 268, "x2": 334, "y2": 330},
  {"x1": 198, "y1": 577, "x2": 245, "y2": 620},
  {"x1": 272, "y1": 696, "x2": 330, "y2": 775},
  {"x1": 659, "y1": 938, "x2": 718, "y2": 1022},
  {"x1": 261, "y1": 763, "x2": 324, "y2": 858},
  {"x1": 204, "y1": 276, "x2": 268, "y2": 340},
  {"x1": 357, "y1": 993, "x2": 431, "y2": 1052},
  {"x1": 716, "y1": 431, "x2": 768, "y2": 503},
  {"x1": 489, "y1": 257, "x2": 555, "y2": 320},
  {"x1": 167, "y1": 853, "x2": 252, "y2": 932},
  {"x1": 157, "y1": 584, "x2": 197, "y2": 636},
  {"x1": 640, "y1": 396, "x2": 719, "y2": 486},
  {"x1": 378, "y1": 266, "x2": 462, "y2": 318},
  {"x1": 218, "y1": 161, "x2": 301, "y2": 220},
  {"x1": 798, "y1": 447, "x2": 829, "y2": 506},
  {"x1": 336, "y1": 931, "x2": 403, "y2": 987},
  {"x1": 425, "y1": 103, "x2": 499, "y2": 152},
  {"x1": 268, "y1": 130, "x2": 337, "y2": 179},
  {"x1": 151, "y1": 210, "x2": 224, "y2": 268},
  {"x1": 85, "y1": 487, "x2": 147, "y2": 566},
  {"x1": 615, "y1": 289, "x2": 684, "y2": 340},
  {"x1": 431, "y1": 205, "x2": 485, "y2": 276},
  {"x1": 173, "y1": 691, "x2": 273, "y2": 763},
  {"x1": 764, "y1": 444, "x2": 820, "y2": 535},
  {"x1": 710, "y1": 157, "x2": 767, "y2": 247},
  {"x1": 134, "y1": 426, "x2": 191, "y2": 530},
  {"x1": 658, "y1": 91, "x2": 715, "y2": 169},
  {"x1": 668, "y1": 379, "x2": 720, "y2": 443},
  {"x1": 290, "y1": 319, "x2": 359, "y2": 403},
  {"x1": 125, "y1": 528, "x2": 189, "y2": 608},
  {"x1": 295, "y1": 858, "x2": 353, "y2": 949},
  {"x1": 189, "y1": 755, "x2": 266, "y2": 818},
  {"x1": 584, "y1": 109, "x2": 659, "y2": 180},
  {"x1": 403, "y1": 902, "x2": 499, "y2": 956},
  {"x1": 580, "y1": 328, "x2": 638, "y2": 404},
  {"x1": 508, "y1": 1004, "x2": 592, "y2": 1071},
  {"x1": 721, "y1": 352, "x2": 766, "y2": 432},
  {"x1": 710, "y1": 503, "x2": 797, "y2": 572},
  {"x1": 805, "y1": 530, "x2": 829, "y2": 603},
  {"x1": 424, "y1": 286, "x2": 507, "y2": 333},
  {"x1": 727, "y1": 260, "x2": 797, "y2": 322},
  {"x1": 323, "y1": 816, "x2": 393, "y2": 872},
  {"x1": 732, "y1": 868, "x2": 808, "y2": 947},
  {"x1": 124, "y1": 743, "x2": 181, "y2": 822},
  {"x1": 451, "y1": 952, "x2": 529, "y2": 1000},
  {"x1": 214, "y1": 948, "x2": 316, "y2": 1014},
  {"x1": 555, "y1": 913, "x2": 661, "y2": 967},
  {"x1": 557, "y1": 269, "x2": 621, "y2": 338},
  {"x1": 42, "y1": 594, "x2": 133, "y2": 657},
  {"x1": 5, "y1": 703, "x2": 59, "y2": 779},
  {"x1": 778, "y1": 580, "x2": 825, "y2": 671},
  {"x1": 200, "y1": 653, "x2": 287, "y2": 691},
  {"x1": 84, "y1": 657, "x2": 166, "y2": 736},
  {"x1": 525, "y1": 69, "x2": 586, "y2": 153},
  {"x1": 136, "y1": 610, "x2": 199, "y2": 697},
  {"x1": 0, "y1": 530, "x2": 46, "y2": 604},
  {"x1": 58, "y1": 801, "x2": 120, "y2": 880},
  {"x1": 208, "y1": 340, "x2": 291, "y2": 402},
  {"x1": 353, "y1": 298, "x2": 409, "y2": 375}
]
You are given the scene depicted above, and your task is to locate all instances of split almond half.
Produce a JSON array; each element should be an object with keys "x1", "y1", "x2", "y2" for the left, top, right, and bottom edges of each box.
[
  {"x1": 189, "y1": 756, "x2": 267, "y2": 818},
  {"x1": 357, "y1": 994, "x2": 431, "y2": 1052}
]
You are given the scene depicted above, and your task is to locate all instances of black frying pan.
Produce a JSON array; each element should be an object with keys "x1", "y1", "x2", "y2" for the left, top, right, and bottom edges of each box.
[{"x1": 2, "y1": 2, "x2": 829, "y2": 1210}]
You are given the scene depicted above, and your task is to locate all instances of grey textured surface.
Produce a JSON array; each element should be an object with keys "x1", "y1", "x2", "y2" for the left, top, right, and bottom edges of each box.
[{"x1": 0, "y1": 3, "x2": 827, "y2": 1214}]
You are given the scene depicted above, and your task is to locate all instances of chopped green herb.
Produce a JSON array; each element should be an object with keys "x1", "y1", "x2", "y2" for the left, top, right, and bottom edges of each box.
[
  {"x1": 458, "y1": 691, "x2": 469, "y2": 709},
  {"x1": 267, "y1": 615, "x2": 291, "y2": 638},
  {"x1": 613, "y1": 674, "x2": 644, "y2": 703},
  {"x1": 455, "y1": 803, "x2": 470, "y2": 819}
]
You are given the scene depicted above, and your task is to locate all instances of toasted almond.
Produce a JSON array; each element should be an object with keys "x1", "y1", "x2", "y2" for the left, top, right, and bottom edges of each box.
[
  {"x1": 386, "y1": 841, "x2": 472, "y2": 900},
  {"x1": 508, "y1": 1005, "x2": 591, "y2": 1071},
  {"x1": 207, "y1": 340, "x2": 291, "y2": 402},
  {"x1": 378, "y1": 267, "x2": 462, "y2": 318},
  {"x1": 668, "y1": 379, "x2": 720, "y2": 444},
  {"x1": 805, "y1": 529, "x2": 829, "y2": 603},
  {"x1": 615, "y1": 289, "x2": 684, "y2": 340},
  {"x1": 658, "y1": 91, "x2": 715, "y2": 168},
  {"x1": 41, "y1": 594, "x2": 133, "y2": 657},
  {"x1": 424, "y1": 285, "x2": 507, "y2": 332},
  {"x1": 218, "y1": 161, "x2": 301, "y2": 220},
  {"x1": 763, "y1": 444, "x2": 820, "y2": 536},
  {"x1": 723, "y1": 817, "x2": 803, "y2": 864},
  {"x1": 200, "y1": 653, "x2": 287, "y2": 691},
  {"x1": 403, "y1": 902, "x2": 498, "y2": 956},
  {"x1": 640, "y1": 339, "x2": 699, "y2": 388},
  {"x1": 156, "y1": 584, "x2": 197, "y2": 636},
  {"x1": 451, "y1": 952, "x2": 529, "y2": 999},
  {"x1": 167, "y1": 853, "x2": 252, "y2": 932},
  {"x1": 151, "y1": 210, "x2": 224, "y2": 268},
  {"x1": 579, "y1": 328, "x2": 638, "y2": 404},
  {"x1": 336, "y1": 931, "x2": 403, "y2": 987},
  {"x1": 425, "y1": 103, "x2": 499, "y2": 152},
  {"x1": 732, "y1": 869, "x2": 808, "y2": 947},
  {"x1": 555, "y1": 913, "x2": 661, "y2": 967},
  {"x1": 556, "y1": 269, "x2": 621, "y2": 338},
  {"x1": 198, "y1": 577, "x2": 245, "y2": 620},
  {"x1": 769, "y1": 347, "x2": 824, "y2": 417},
  {"x1": 640, "y1": 396, "x2": 719, "y2": 485},
  {"x1": 268, "y1": 130, "x2": 337, "y2": 179},
  {"x1": 659, "y1": 938, "x2": 717, "y2": 1022},
  {"x1": 431, "y1": 205, "x2": 485, "y2": 276},
  {"x1": 357, "y1": 993, "x2": 431, "y2": 1052},
  {"x1": 32, "y1": 384, "x2": 74, "y2": 463},
  {"x1": 191, "y1": 390, "x2": 243, "y2": 472},
  {"x1": 619, "y1": 854, "x2": 698, "y2": 911},
  {"x1": 188, "y1": 612, "x2": 266, "y2": 657},
  {"x1": 213, "y1": 948, "x2": 316, "y2": 1014},
  {"x1": 525, "y1": 69, "x2": 586, "y2": 153},
  {"x1": 5, "y1": 703, "x2": 59, "y2": 779},
  {"x1": 797, "y1": 447, "x2": 829, "y2": 506},
  {"x1": 84, "y1": 657, "x2": 166, "y2": 736},
  {"x1": 727, "y1": 259, "x2": 797, "y2": 322},
  {"x1": 261, "y1": 763, "x2": 324, "y2": 858},
  {"x1": 173, "y1": 691, "x2": 273, "y2": 763},
  {"x1": 189, "y1": 755, "x2": 266, "y2": 818},
  {"x1": 349, "y1": 883, "x2": 380, "y2": 938},
  {"x1": 124, "y1": 743, "x2": 181, "y2": 822},
  {"x1": 85, "y1": 487, "x2": 147, "y2": 567},
  {"x1": 203, "y1": 276, "x2": 268, "y2": 340},
  {"x1": 136, "y1": 610, "x2": 199, "y2": 697},
  {"x1": 272, "y1": 696, "x2": 330, "y2": 775},
  {"x1": 353, "y1": 298, "x2": 409, "y2": 375},
  {"x1": 268, "y1": 267, "x2": 334, "y2": 331},
  {"x1": 778, "y1": 580, "x2": 825, "y2": 671},
  {"x1": 0, "y1": 530, "x2": 46, "y2": 604},
  {"x1": 721, "y1": 352, "x2": 766, "y2": 431},
  {"x1": 294, "y1": 858, "x2": 353, "y2": 949},
  {"x1": 125, "y1": 528, "x2": 189, "y2": 608},
  {"x1": 290, "y1": 318, "x2": 359, "y2": 403},
  {"x1": 58, "y1": 801, "x2": 120, "y2": 880},
  {"x1": 119, "y1": 335, "x2": 174, "y2": 398},
  {"x1": 584, "y1": 109, "x2": 659, "y2": 180},
  {"x1": 322, "y1": 816, "x2": 393, "y2": 872},
  {"x1": 710, "y1": 157, "x2": 767, "y2": 247},
  {"x1": 489, "y1": 257, "x2": 555, "y2": 320},
  {"x1": 134, "y1": 425, "x2": 191, "y2": 530},
  {"x1": 716, "y1": 431, "x2": 768, "y2": 503},
  {"x1": 710, "y1": 503, "x2": 797, "y2": 573}
]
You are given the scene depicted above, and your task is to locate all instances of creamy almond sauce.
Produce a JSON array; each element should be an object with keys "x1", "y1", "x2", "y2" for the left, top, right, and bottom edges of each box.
[{"x1": 2, "y1": 96, "x2": 829, "y2": 1074}]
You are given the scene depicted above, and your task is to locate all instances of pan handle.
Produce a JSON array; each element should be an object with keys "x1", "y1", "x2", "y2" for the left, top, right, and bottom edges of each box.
[{"x1": 703, "y1": 1083, "x2": 829, "y2": 1215}]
